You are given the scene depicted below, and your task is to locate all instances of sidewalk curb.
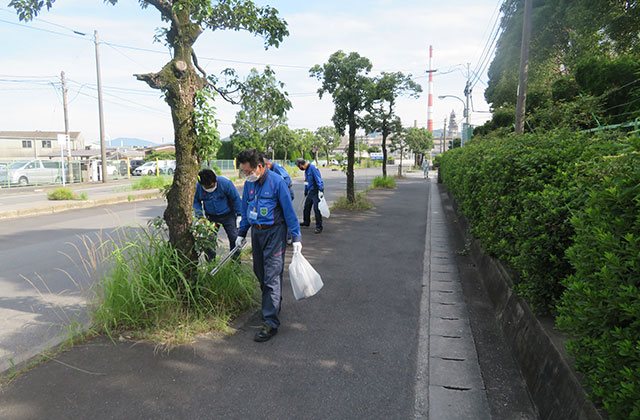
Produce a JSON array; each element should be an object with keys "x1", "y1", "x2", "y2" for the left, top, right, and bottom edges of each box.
[
  {"x1": 0, "y1": 190, "x2": 164, "y2": 220},
  {"x1": 440, "y1": 186, "x2": 603, "y2": 420}
]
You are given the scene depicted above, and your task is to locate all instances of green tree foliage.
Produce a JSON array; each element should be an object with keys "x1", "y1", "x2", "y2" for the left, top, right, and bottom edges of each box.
[
  {"x1": 389, "y1": 129, "x2": 409, "y2": 176},
  {"x1": 264, "y1": 125, "x2": 295, "y2": 162},
  {"x1": 230, "y1": 66, "x2": 291, "y2": 155},
  {"x1": 145, "y1": 150, "x2": 176, "y2": 162},
  {"x1": 364, "y1": 72, "x2": 421, "y2": 177},
  {"x1": 484, "y1": 0, "x2": 640, "y2": 134},
  {"x1": 315, "y1": 126, "x2": 341, "y2": 162},
  {"x1": 310, "y1": 50, "x2": 373, "y2": 203},
  {"x1": 9, "y1": 0, "x2": 288, "y2": 261},
  {"x1": 404, "y1": 126, "x2": 433, "y2": 166}
]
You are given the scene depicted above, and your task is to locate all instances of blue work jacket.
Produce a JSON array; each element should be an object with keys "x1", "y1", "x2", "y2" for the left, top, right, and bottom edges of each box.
[
  {"x1": 303, "y1": 163, "x2": 324, "y2": 195},
  {"x1": 193, "y1": 176, "x2": 242, "y2": 217},
  {"x1": 270, "y1": 162, "x2": 292, "y2": 187},
  {"x1": 238, "y1": 170, "x2": 301, "y2": 242}
]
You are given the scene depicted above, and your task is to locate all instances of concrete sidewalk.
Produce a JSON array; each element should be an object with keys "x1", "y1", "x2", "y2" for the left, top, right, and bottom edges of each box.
[{"x1": 0, "y1": 176, "x2": 536, "y2": 419}]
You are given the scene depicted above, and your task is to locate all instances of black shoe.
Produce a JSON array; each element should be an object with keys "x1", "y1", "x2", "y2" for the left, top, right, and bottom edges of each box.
[
  {"x1": 314, "y1": 227, "x2": 323, "y2": 234},
  {"x1": 300, "y1": 222, "x2": 310, "y2": 227},
  {"x1": 254, "y1": 325, "x2": 278, "y2": 342}
]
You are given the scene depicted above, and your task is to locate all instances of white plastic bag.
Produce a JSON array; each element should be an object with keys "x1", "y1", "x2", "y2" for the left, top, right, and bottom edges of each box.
[
  {"x1": 289, "y1": 252, "x2": 323, "y2": 300},
  {"x1": 318, "y1": 195, "x2": 330, "y2": 218}
]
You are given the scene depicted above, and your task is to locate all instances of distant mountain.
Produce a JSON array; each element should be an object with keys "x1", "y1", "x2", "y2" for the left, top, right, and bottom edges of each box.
[{"x1": 109, "y1": 137, "x2": 166, "y2": 147}]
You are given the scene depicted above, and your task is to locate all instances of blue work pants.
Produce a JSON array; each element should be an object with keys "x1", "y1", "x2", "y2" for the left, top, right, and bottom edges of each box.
[
  {"x1": 303, "y1": 190, "x2": 322, "y2": 229},
  {"x1": 205, "y1": 211, "x2": 239, "y2": 261},
  {"x1": 251, "y1": 223, "x2": 287, "y2": 329}
]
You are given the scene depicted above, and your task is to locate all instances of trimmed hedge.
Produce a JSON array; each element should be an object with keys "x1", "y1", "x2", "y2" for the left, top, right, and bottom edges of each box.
[
  {"x1": 557, "y1": 137, "x2": 640, "y2": 419},
  {"x1": 439, "y1": 130, "x2": 640, "y2": 419}
]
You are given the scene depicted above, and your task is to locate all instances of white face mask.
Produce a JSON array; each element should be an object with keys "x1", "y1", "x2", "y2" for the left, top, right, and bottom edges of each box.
[
  {"x1": 245, "y1": 165, "x2": 263, "y2": 182},
  {"x1": 203, "y1": 185, "x2": 217, "y2": 193}
]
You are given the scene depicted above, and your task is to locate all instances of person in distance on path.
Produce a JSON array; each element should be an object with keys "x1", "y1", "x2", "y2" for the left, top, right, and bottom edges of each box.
[
  {"x1": 193, "y1": 169, "x2": 242, "y2": 261},
  {"x1": 295, "y1": 158, "x2": 324, "y2": 234},
  {"x1": 235, "y1": 149, "x2": 302, "y2": 342}
]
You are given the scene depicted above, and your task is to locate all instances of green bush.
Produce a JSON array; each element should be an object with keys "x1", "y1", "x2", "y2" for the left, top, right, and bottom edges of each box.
[
  {"x1": 440, "y1": 130, "x2": 640, "y2": 418},
  {"x1": 47, "y1": 187, "x2": 87, "y2": 201},
  {"x1": 371, "y1": 175, "x2": 396, "y2": 189},
  {"x1": 557, "y1": 138, "x2": 640, "y2": 419},
  {"x1": 439, "y1": 130, "x2": 619, "y2": 313}
]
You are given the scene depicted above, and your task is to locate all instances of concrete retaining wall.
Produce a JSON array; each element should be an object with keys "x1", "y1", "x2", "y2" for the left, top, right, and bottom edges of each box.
[{"x1": 443, "y1": 187, "x2": 604, "y2": 420}]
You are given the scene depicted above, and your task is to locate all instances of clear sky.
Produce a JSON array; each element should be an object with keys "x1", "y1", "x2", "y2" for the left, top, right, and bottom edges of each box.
[{"x1": 0, "y1": 0, "x2": 501, "y2": 144}]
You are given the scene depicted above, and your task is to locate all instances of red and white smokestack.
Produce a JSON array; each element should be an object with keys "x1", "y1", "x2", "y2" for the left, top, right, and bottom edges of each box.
[{"x1": 427, "y1": 45, "x2": 434, "y2": 132}]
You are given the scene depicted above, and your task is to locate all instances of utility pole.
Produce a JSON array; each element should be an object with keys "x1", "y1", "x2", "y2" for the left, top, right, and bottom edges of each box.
[
  {"x1": 463, "y1": 62, "x2": 471, "y2": 147},
  {"x1": 94, "y1": 30, "x2": 107, "y2": 182},
  {"x1": 515, "y1": 0, "x2": 533, "y2": 134},
  {"x1": 61, "y1": 71, "x2": 72, "y2": 182}
]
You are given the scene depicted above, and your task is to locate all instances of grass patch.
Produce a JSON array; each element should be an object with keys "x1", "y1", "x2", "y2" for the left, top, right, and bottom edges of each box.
[
  {"x1": 90, "y1": 220, "x2": 257, "y2": 347},
  {"x1": 131, "y1": 175, "x2": 172, "y2": 191},
  {"x1": 47, "y1": 187, "x2": 87, "y2": 201},
  {"x1": 331, "y1": 192, "x2": 373, "y2": 211},
  {"x1": 371, "y1": 176, "x2": 396, "y2": 189}
]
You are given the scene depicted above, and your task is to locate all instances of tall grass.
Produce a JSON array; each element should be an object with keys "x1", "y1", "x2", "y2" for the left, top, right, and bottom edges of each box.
[
  {"x1": 47, "y1": 187, "x2": 87, "y2": 201},
  {"x1": 331, "y1": 192, "x2": 373, "y2": 211},
  {"x1": 131, "y1": 175, "x2": 172, "y2": 190},
  {"x1": 90, "y1": 221, "x2": 257, "y2": 344},
  {"x1": 371, "y1": 176, "x2": 396, "y2": 189}
]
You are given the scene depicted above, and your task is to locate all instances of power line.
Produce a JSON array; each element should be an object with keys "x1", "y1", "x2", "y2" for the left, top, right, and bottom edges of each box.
[
  {"x1": 469, "y1": 0, "x2": 503, "y2": 86},
  {"x1": 0, "y1": 18, "x2": 88, "y2": 42}
]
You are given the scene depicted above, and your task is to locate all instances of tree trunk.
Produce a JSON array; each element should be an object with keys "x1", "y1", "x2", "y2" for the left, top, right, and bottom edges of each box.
[
  {"x1": 139, "y1": 12, "x2": 204, "y2": 263},
  {"x1": 382, "y1": 131, "x2": 388, "y2": 178},
  {"x1": 347, "y1": 115, "x2": 356, "y2": 203}
]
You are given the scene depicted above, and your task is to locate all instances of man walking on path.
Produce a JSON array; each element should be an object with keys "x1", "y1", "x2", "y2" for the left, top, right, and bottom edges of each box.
[
  {"x1": 295, "y1": 158, "x2": 324, "y2": 234},
  {"x1": 236, "y1": 149, "x2": 302, "y2": 342},
  {"x1": 193, "y1": 169, "x2": 243, "y2": 261}
]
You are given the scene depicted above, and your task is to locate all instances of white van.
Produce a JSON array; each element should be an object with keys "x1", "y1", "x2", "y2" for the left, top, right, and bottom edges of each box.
[{"x1": 0, "y1": 159, "x2": 62, "y2": 186}]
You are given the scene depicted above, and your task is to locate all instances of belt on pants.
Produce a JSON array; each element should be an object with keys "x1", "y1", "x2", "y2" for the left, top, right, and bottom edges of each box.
[{"x1": 252, "y1": 222, "x2": 283, "y2": 230}]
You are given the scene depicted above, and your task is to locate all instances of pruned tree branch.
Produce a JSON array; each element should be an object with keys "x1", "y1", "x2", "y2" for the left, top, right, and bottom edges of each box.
[{"x1": 134, "y1": 72, "x2": 166, "y2": 90}]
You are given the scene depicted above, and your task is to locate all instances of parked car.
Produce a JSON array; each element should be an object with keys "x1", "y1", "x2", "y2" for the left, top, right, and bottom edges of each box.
[
  {"x1": 95, "y1": 161, "x2": 119, "y2": 176},
  {"x1": 341, "y1": 159, "x2": 348, "y2": 166},
  {"x1": 128, "y1": 159, "x2": 145, "y2": 175},
  {"x1": 159, "y1": 160, "x2": 176, "y2": 175},
  {"x1": 0, "y1": 159, "x2": 62, "y2": 186},
  {"x1": 133, "y1": 160, "x2": 175, "y2": 176},
  {"x1": 330, "y1": 159, "x2": 339, "y2": 166}
]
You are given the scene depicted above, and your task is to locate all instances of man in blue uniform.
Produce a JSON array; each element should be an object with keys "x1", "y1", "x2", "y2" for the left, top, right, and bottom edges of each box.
[
  {"x1": 264, "y1": 158, "x2": 294, "y2": 200},
  {"x1": 235, "y1": 149, "x2": 302, "y2": 342},
  {"x1": 295, "y1": 158, "x2": 325, "y2": 234},
  {"x1": 265, "y1": 158, "x2": 295, "y2": 244},
  {"x1": 193, "y1": 169, "x2": 243, "y2": 261}
]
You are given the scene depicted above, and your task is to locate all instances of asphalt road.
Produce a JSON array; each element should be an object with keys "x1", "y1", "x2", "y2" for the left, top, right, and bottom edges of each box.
[{"x1": 0, "y1": 167, "x2": 383, "y2": 374}]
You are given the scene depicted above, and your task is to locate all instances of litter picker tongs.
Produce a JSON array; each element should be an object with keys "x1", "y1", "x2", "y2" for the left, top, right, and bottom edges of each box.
[{"x1": 209, "y1": 243, "x2": 244, "y2": 277}]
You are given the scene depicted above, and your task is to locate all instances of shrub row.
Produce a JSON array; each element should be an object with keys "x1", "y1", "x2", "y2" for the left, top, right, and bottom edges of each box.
[{"x1": 438, "y1": 130, "x2": 640, "y2": 419}]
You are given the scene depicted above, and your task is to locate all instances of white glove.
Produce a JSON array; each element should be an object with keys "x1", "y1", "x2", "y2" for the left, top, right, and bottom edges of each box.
[
  {"x1": 318, "y1": 192, "x2": 324, "y2": 200},
  {"x1": 236, "y1": 215, "x2": 242, "y2": 228},
  {"x1": 292, "y1": 242, "x2": 302, "y2": 254},
  {"x1": 235, "y1": 236, "x2": 247, "y2": 249}
]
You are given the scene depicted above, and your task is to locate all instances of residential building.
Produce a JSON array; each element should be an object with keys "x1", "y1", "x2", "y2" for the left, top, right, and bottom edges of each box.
[{"x1": 0, "y1": 131, "x2": 85, "y2": 160}]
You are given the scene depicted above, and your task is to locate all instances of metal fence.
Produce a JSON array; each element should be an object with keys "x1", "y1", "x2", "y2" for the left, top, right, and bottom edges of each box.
[{"x1": 0, "y1": 158, "x2": 137, "y2": 189}]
